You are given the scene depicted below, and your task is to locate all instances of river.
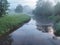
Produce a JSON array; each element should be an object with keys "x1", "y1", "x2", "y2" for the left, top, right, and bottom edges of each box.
[{"x1": 0, "y1": 18, "x2": 60, "y2": 45}]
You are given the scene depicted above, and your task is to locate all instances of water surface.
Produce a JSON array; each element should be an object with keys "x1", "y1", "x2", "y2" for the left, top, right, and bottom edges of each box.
[{"x1": 0, "y1": 19, "x2": 60, "y2": 45}]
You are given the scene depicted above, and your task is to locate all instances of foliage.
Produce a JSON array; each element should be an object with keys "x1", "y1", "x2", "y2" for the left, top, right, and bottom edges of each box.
[
  {"x1": 49, "y1": 2, "x2": 60, "y2": 36},
  {"x1": 49, "y1": 15, "x2": 60, "y2": 23},
  {"x1": 49, "y1": 15, "x2": 60, "y2": 36},
  {"x1": 54, "y1": 2, "x2": 60, "y2": 15},
  {"x1": 54, "y1": 22, "x2": 60, "y2": 36},
  {"x1": 15, "y1": 5, "x2": 23, "y2": 13},
  {"x1": 33, "y1": 0, "x2": 60, "y2": 36},
  {"x1": 0, "y1": 0, "x2": 9, "y2": 17},
  {"x1": 33, "y1": 0, "x2": 53, "y2": 18}
]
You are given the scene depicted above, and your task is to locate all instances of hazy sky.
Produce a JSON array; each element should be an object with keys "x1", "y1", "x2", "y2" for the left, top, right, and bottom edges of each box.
[
  {"x1": 8, "y1": 0, "x2": 59, "y2": 9},
  {"x1": 8, "y1": 0, "x2": 37, "y2": 9}
]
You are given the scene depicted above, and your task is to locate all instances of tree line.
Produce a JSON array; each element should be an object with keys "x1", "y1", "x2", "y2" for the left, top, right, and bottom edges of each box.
[
  {"x1": 33, "y1": 0, "x2": 60, "y2": 36},
  {"x1": 0, "y1": 0, "x2": 9, "y2": 17}
]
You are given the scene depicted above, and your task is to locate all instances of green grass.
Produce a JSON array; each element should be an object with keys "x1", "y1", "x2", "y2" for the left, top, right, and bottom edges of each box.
[{"x1": 0, "y1": 14, "x2": 30, "y2": 35}]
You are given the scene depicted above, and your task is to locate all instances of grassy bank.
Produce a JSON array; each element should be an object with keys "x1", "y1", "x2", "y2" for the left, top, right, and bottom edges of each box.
[{"x1": 0, "y1": 14, "x2": 30, "y2": 36}]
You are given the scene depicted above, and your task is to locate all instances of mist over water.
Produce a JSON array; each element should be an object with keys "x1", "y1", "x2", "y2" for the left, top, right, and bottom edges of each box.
[
  {"x1": 0, "y1": 0, "x2": 60, "y2": 45},
  {"x1": 8, "y1": 0, "x2": 37, "y2": 9}
]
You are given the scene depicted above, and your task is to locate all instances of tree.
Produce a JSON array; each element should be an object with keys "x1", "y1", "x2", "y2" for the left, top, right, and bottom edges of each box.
[
  {"x1": 54, "y1": 2, "x2": 60, "y2": 15},
  {"x1": 49, "y1": 2, "x2": 60, "y2": 36},
  {"x1": 33, "y1": 0, "x2": 53, "y2": 17},
  {"x1": 15, "y1": 5, "x2": 23, "y2": 13},
  {"x1": 0, "y1": 0, "x2": 9, "y2": 17}
]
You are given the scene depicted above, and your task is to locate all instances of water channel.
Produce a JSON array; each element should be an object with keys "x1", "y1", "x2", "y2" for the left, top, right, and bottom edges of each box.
[{"x1": 0, "y1": 18, "x2": 60, "y2": 45}]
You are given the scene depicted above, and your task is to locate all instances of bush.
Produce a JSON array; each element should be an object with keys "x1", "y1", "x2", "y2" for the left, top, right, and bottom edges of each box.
[
  {"x1": 49, "y1": 15, "x2": 60, "y2": 36},
  {"x1": 54, "y1": 22, "x2": 60, "y2": 36}
]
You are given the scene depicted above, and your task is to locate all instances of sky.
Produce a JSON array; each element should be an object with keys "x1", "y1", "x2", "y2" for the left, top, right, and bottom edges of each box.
[
  {"x1": 8, "y1": 0, "x2": 59, "y2": 9},
  {"x1": 8, "y1": 0, "x2": 37, "y2": 9}
]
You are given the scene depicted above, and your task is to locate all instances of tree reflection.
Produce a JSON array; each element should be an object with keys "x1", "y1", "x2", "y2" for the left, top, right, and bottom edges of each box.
[{"x1": 0, "y1": 35, "x2": 13, "y2": 45}]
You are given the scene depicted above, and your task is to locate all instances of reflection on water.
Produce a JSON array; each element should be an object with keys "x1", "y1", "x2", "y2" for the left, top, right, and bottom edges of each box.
[
  {"x1": 35, "y1": 16, "x2": 55, "y2": 37},
  {"x1": 0, "y1": 19, "x2": 58, "y2": 45},
  {"x1": 0, "y1": 35, "x2": 13, "y2": 45},
  {"x1": 35, "y1": 19, "x2": 54, "y2": 33}
]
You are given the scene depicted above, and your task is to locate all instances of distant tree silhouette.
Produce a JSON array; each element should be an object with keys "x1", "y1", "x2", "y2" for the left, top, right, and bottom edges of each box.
[
  {"x1": 33, "y1": 0, "x2": 53, "y2": 17},
  {"x1": 15, "y1": 5, "x2": 23, "y2": 13},
  {"x1": 54, "y1": 2, "x2": 60, "y2": 16}
]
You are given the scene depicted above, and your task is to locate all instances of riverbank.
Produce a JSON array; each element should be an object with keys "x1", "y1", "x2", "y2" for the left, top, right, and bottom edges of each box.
[{"x1": 0, "y1": 14, "x2": 30, "y2": 36}]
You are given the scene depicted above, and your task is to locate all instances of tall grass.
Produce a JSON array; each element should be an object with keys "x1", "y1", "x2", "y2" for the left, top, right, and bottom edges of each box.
[{"x1": 0, "y1": 14, "x2": 30, "y2": 35}]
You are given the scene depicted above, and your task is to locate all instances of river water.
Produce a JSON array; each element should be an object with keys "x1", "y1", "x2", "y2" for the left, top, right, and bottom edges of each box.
[{"x1": 0, "y1": 18, "x2": 60, "y2": 45}]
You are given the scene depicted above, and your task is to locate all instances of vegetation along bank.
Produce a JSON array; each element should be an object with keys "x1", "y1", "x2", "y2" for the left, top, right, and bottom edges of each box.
[{"x1": 0, "y1": 14, "x2": 30, "y2": 36}]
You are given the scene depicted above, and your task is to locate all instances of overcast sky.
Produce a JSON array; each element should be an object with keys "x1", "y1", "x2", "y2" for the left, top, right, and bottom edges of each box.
[
  {"x1": 8, "y1": 0, "x2": 37, "y2": 9},
  {"x1": 8, "y1": 0, "x2": 60, "y2": 9}
]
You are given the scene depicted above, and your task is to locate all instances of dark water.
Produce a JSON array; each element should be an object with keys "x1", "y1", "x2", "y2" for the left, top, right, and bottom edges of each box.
[{"x1": 0, "y1": 19, "x2": 60, "y2": 45}]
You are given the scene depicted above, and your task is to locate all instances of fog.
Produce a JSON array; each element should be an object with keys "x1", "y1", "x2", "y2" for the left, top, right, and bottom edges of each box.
[
  {"x1": 0, "y1": 0, "x2": 60, "y2": 45},
  {"x1": 7, "y1": 0, "x2": 60, "y2": 9},
  {"x1": 33, "y1": 0, "x2": 60, "y2": 27},
  {"x1": 8, "y1": 0, "x2": 37, "y2": 9},
  {"x1": 7, "y1": 0, "x2": 60, "y2": 15}
]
